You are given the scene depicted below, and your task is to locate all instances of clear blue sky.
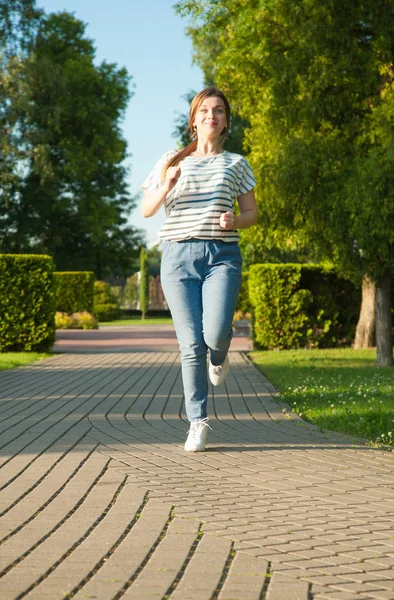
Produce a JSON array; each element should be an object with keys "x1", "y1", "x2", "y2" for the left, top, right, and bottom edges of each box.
[{"x1": 36, "y1": 0, "x2": 204, "y2": 246}]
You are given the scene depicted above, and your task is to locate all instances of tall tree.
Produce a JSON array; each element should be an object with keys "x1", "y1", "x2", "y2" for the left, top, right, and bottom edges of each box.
[
  {"x1": 177, "y1": 0, "x2": 394, "y2": 365},
  {"x1": 1, "y1": 6, "x2": 145, "y2": 277},
  {"x1": 139, "y1": 247, "x2": 149, "y2": 319},
  {"x1": 0, "y1": 0, "x2": 42, "y2": 248}
]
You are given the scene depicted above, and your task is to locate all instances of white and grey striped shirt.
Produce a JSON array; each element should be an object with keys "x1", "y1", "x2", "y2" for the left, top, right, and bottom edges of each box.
[{"x1": 141, "y1": 150, "x2": 256, "y2": 242}]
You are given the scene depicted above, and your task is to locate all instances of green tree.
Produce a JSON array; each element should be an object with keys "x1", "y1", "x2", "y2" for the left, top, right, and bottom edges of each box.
[
  {"x1": 0, "y1": 0, "x2": 42, "y2": 248},
  {"x1": 139, "y1": 247, "x2": 149, "y2": 319},
  {"x1": 147, "y1": 245, "x2": 162, "y2": 278},
  {"x1": 1, "y1": 6, "x2": 145, "y2": 277},
  {"x1": 177, "y1": 0, "x2": 394, "y2": 365}
]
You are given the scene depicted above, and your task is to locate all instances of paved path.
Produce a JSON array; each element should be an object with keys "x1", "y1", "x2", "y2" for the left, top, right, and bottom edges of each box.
[
  {"x1": 54, "y1": 325, "x2": 253, "y2": 353},
  {"x1": 1, "y1": 351, "x2": 394, "y2": 600}
]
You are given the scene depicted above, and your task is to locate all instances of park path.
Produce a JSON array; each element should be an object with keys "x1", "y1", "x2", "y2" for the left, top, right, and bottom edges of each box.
[{"x1": 1, "y1": 341, "x2": 394, "y2": 599}]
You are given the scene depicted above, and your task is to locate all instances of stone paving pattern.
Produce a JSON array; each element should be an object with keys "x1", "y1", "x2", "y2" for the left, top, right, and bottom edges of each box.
[{"x1": 1, "y1": 351, "x2": 394, "y2": 599}]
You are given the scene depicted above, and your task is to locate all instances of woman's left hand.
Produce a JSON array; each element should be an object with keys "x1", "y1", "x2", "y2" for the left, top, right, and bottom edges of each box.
[{"x1": 219, "y1": 211, "x2": 236, "y2": 230}]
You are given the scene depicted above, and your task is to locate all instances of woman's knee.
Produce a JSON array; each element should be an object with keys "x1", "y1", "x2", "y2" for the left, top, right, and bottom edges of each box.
[
  {"x1": 203, "y1": 329, "x2": 232, "y2": 352},
  {"x1": 179, "y1": 339, "x2": 207, "y2": 359}
]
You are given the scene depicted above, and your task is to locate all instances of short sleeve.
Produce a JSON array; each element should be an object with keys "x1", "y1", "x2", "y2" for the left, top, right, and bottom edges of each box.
[
  {"x1": 141, "y1": 150, "x2": 178, "y2": 193},
  {"x1": 238, "y1": 157, "x2": 256, "y2": 196}
]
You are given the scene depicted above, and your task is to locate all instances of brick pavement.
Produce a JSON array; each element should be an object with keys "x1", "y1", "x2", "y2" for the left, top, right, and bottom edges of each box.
[
  {"x1": 54, "y1": 325, "x2": 253, "y2": 353},
  {"x1": 1, "y1": 350, "x2": 394, "y2": 599}
]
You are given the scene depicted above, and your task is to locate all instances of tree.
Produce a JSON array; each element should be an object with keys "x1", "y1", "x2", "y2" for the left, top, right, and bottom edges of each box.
[
  {"x1": 0, "y1": 0, "x2": 42, "y2": 247},
  {"x1": 147, "y1": 245, "x2": 162, "y2": 278},
  {"x1": 1, "y1": 5, "x2": 145, "y2": 277},
  {"x1": 139, "y1": 248, "x2": 149, "y2": 319},
  {"x1": 177, "y1": 0, "x2": 394, "y2": 365},
  {"x1": 354, "y1": 278, "x2": 376, "y2": 349}
]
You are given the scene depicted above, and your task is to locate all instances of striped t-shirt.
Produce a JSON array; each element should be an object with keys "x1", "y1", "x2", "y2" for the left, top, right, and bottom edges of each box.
[{"x1": 141, "y1": 149, "x2": 256, "y2": 242}]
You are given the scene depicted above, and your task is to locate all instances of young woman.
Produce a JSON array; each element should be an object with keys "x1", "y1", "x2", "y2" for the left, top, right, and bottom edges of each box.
[{"x1": 141, "y1": 86, "x2": 257, "y2": 452}]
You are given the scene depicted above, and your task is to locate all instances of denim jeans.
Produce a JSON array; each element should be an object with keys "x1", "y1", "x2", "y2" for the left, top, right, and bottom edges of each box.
[{"x1": 160, "y1": 239, "x2": 242, "y2": 422}]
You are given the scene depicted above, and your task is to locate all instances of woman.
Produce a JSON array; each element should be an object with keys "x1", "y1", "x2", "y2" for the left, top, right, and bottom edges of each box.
[{"x1": 141, "y1": 86, "x2": 257, "y2": 452}]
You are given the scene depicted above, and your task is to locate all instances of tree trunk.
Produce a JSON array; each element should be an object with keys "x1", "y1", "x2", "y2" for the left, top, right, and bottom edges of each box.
[
  {"x1": 354, "y1": 276, "x2": 376, "y2": 348},
  {"x1": 376, "y1": 269, "x2": 394, "y2": 366}
]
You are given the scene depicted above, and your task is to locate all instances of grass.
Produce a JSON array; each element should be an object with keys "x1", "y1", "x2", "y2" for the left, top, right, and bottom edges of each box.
[
  {"x1": 99, "y1": 316, "x2": 173, "y2": 326},
  {"x1": 0, "y1": 352, "x2": 52, "y2": 371},
  {"x1": 248, "y1": 348, "x2": 394, "y2": 448}
]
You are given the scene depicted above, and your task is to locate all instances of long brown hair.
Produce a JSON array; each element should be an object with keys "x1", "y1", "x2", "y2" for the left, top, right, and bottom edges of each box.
[{"x1": 162, "y1": 86, "x2": 231, "y2": 179}]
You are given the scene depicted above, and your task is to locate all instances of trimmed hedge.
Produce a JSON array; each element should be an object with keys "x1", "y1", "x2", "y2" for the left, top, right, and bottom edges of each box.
[
  {"x1": 0, "y1": 254, "x2": 55, "y2": 352},
  {"x1": 93, "y1": 280, "x2": 121, "y2": 321},
  {"x1": 248, "y1": 264, "x2": 360, "y2": 350},
  {"x1": 54, "y1": 271, "x2": 94, "y2": 314},
  {"x1": 236, "y1": 271, "x2": 252, "y2": 315}
]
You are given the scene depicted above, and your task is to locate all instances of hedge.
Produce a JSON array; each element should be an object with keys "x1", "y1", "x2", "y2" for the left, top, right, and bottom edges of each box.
[
  {"x1": 248, "y1": 264, "x2": 360, "y2": 350},
  {"x1": 236, "y1": 271, "x2": 252, "y2": 315},
  {"x1": 0, "y1": 254, "x2": 55, "y2": 352},
  {"x1": 54, "y1": 271, "x2": 94, "y2": 314},
  {"x1": 93, "y1": 280, "x2": 121, "y2": 321}
]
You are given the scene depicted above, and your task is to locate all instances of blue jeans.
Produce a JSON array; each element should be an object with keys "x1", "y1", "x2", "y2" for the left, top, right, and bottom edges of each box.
[{"x1": 160, "y1": 239, "x2": 242, "y2": 422}]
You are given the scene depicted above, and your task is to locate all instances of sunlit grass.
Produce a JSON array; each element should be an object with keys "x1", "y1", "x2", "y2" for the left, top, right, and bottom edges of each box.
[
  {"x1": 99, "y1": 316, "x2": 173, "y2": 326},
  {"x1": 249, "y1": 348, "x2": 394, "y2": 448},
  {"x1": 0, "y1": 352, "x2": 51, "y2": 371}
]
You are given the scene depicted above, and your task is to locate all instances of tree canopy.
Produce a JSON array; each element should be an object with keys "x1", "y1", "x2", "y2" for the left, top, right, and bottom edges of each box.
[
  {"x1": 1, "y1": 1, "x2": 145, "y2": 278},
  {"x1": 177, "y1": 0, "x2": 394, "y2": 273},
  {"x1": 177, "y1": 0, "x2": 394, "y2": 364}
]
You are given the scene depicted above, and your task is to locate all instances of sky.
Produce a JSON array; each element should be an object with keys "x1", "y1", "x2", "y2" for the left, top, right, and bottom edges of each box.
[{"x1": 36, "y1": 0, "x2": 204, "y2": 246}]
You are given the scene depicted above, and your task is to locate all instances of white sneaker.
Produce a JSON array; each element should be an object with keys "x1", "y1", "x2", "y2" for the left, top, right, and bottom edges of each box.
[
  {"x1": 184, "y1": 418, "x2": 211, "y2": 452},
  {"x1": 209, "y1": 354, "x2": 230, "y2": 386}
]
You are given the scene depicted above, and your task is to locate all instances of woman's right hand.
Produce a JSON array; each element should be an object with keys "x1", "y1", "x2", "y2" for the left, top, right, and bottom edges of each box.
[{"x1": 163, "y1": 166, "x2": 181, "y2": 192}]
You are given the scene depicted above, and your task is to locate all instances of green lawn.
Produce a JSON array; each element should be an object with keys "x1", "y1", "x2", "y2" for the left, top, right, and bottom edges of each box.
[
  {"x1": 249, "y1": 348, "x2": 394, "y2": 448},
  {"x1": 99, "y1": 316, "x2": 173, "y2": 326},
  {"x1": 0, "y1": 352, "x2": 52, "y2": 371}
]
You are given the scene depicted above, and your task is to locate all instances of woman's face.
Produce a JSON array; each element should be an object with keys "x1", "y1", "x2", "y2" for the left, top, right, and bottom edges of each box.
[{"x1": 193, "y1": 96, "x2": 227, "y2": 140}]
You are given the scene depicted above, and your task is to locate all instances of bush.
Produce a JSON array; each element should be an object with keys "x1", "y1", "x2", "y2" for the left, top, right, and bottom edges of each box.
[
  {"x1": 236, "y1": 271, "x2": 252, "y2": 317},
  {"x1": 73, "y1": 311, "x2": 98, "y2": 329},
  {"x1": 121, "y1": 275, "x2": 139, "y2": 309},
  {"x1": 55, "y1": 311, "x2": 98, "y2": 329},
  {"x1": 55, "y1": 312, "x2": 77, "y2": 329},
  {"x1": 249, "y1": 264, "x2": 313, "y2": 350},
  {"x1": 299, "y1": 267, "x2": 360, "y2": 347},
  {"x1": 248, "y1": 264, "x2": 360, "y2": 350},
  {"x1": 0, "y1": 254, "x2": 55, "y2": 352},
  {"x1": 54, "y1": 271, "x2": 94, "y2": 314},
  {"x1": 93, "y1": 281, "x2": 121, "y2": 321}
]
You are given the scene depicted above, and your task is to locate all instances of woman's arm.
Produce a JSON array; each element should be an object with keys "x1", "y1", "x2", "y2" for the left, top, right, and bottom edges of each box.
[
  {"x1": 141, "y1": 166, "x2": 181, "y2": 218},
  {"x1": 219, "y1": 189, "x2": 258, "y2": 230}
]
